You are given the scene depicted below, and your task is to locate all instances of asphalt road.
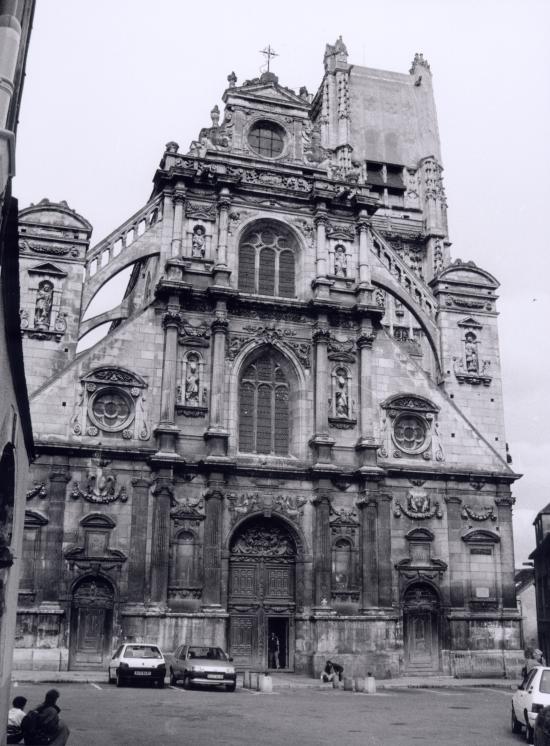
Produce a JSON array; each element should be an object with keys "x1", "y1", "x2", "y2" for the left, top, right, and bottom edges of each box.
[{"x1": 9, "y1": 681, "x2": 525, "y2": 746}]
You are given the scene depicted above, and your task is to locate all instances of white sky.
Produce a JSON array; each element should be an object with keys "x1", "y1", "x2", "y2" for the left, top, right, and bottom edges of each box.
[{"x1": 14, "y1": 0, "x2": 550, "y2": 566}]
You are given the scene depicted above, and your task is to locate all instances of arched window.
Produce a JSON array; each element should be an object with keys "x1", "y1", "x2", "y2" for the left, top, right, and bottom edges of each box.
[
  {"x1": 239, "y1": 350, "x2": 290, "y2": 455},
  {"x1": 238, "y1": 225, "x2": 296, "y2": 298},
  {"x1": 332, "y1": 538, "x2": 353, "y2": 590},
  {"x1": 170, "y1": 530, "x2": 199, "y2": 587}
]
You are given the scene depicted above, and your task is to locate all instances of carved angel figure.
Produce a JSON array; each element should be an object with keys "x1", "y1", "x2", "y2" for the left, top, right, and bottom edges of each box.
[
  {"x1": 464, "y1": 332, "x2": 479, "y2": 373},
  {"x1": 185, "y1": 356, "x2": 200, "y2": 404},
  {"x1": 191, "y1": 225, "x2": 206, "y2": 258},
  {"x1": 34, "y1": 280, "x2": 54, "y2": 328},
  {"x1": 334, "y1": 244, "x2": 347, "y2": 277}
]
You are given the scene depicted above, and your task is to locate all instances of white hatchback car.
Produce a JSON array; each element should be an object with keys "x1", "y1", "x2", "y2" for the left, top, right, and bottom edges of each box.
[
  {"x1": 512, "y1": 666, "x2": 550, "y2": 743},
  {"x1": 108, "y1": 643, "x2": 166, "y2": 688}
]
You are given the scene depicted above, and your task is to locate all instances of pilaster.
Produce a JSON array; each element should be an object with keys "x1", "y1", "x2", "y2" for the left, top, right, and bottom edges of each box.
[
  {"x1": 155, "y1": 305, "x2": 182, "y2": 455},
  {"x1": 171, "y1": 188, "x2": 186, "y2": 257},
  {"x1": 42, "y1": 469, "x2": 70, "y2": 602},
  {"x1": 149, "y1": 477, "x2": 173, "y2": 606},
  {"x1": 213, "y1": 188, "x2": 232, "y2": 286},
  {"x1": 445, "y1": 489, "x2": 465, "y2": 607},
  {"x1": 205, "y1": 303, "x2": 229, "y2": 458},
  {"x1": 312, "y1": 487, "x2": 333, "y2": 607},
  {"x1": 309, "y1": 317, "x2": 334, "y2": 465},
  {"x1": 202, "y1": 483, "x2": 224, "y2": 609},
  {"x1": 495, "y1": 489, "x2": 516, "y2": 609},
  {"x1": 357, "y1": 492, "x2": 378, "y2": 609},
  {"x1": 128, "y1": 478, "x2": 152, "y2": 602}
]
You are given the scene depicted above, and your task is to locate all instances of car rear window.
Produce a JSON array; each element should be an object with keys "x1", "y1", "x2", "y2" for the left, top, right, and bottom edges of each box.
[
  {"x1": 188, "y1": 647, "x2": 227, "y2": 660},
  {"x1": 123, "y1": 645, "x2": 162, "y2": 659},
  {"x1": 540, "y1": 670, "x2": 550, "y2": 693}
]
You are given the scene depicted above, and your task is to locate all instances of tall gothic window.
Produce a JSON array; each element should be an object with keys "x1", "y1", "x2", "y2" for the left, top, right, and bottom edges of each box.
[
  {"x1": 238, "y1": 224, "x2": 296, "y2": 298},
  {"x1": 239, "y1": 351, "x2": 290, "y2": 455}
]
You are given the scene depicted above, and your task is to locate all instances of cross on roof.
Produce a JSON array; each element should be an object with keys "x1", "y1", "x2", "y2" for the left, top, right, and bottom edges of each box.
[{"x1": 260, "y1": 44, "x2": 278, "y2": 73}]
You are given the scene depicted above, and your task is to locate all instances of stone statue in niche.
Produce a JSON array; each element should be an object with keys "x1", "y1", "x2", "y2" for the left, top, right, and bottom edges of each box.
[
  {"x1": 334, "y1": 368, "x2": 349, "y2": 418},
  {"x1": 191, "y1": 225, "x2": 206, "y2": 258},
  {"x1": 34, "y1": 280, "x2": 54, "y2": 329},
  {"x1": 185, "y1": 354, "x2": 200, "y2": 404},
  {"x1": 464, "y1": 332, "x2": 479, "y2": 373},
  {"x1": 334, "y1": 244, "x2": 347, "y2": 277}
]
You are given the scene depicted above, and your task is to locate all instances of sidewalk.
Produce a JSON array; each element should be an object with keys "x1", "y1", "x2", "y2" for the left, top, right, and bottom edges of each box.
[{"x1": 11, "y1": 669, "x2": 518, "y2": 690}]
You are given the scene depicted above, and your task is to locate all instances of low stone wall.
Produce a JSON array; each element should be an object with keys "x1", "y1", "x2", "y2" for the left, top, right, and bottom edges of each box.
[
  {"x1": 12, "y1": 647, "x2": 68, "y2": 671},
  {"x1": 450, "y1": 650, "x2": 524, "y2": 679}
]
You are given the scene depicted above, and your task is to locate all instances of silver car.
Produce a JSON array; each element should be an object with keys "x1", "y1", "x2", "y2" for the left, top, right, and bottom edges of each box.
[{"x1": 169, "y1": 645, "x2": 237, "y2": 691}]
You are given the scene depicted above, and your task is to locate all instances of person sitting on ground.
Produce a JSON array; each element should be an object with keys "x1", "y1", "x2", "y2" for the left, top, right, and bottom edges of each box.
[
  {"x1": 7, "y1": 696, "x2": 27, "y2": 744},
  {"x1": 320, "y1": 660, "x2": 344, "y2": 683},
  {"x1": 22, "y1": 689, "x2": 70, "y2": 746}
]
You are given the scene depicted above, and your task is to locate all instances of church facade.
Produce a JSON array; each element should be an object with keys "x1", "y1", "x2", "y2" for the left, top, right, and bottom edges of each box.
[{"x1": 15, "y1": 40, "x2": 522, "y2": 677}]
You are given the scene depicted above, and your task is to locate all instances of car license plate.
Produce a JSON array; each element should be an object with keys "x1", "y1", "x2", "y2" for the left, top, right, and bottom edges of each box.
[
  {"x1": 134, "y1": 671, "x2": 151, "y2": 676},
  {"x1": 207, "y1": 674, "x2": 223, "y2": 679}
]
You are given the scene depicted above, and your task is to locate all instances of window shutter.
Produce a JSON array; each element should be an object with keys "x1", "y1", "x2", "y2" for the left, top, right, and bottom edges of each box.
[
  {"x1": 278, "y1": 249, "x2": 295, "y2": 297},
  {"x1": 239, "y1": 244, "x2": 256, "y2": 293},
  {"x1": 239, "y1": 381, "x2": 255, "y2": 452},
  {"x1": 258, "y1": 247, "x2": 276, "y2": 296},
  {"x1": 256, "y1": 383, "x2": 273, "y2": 453}
]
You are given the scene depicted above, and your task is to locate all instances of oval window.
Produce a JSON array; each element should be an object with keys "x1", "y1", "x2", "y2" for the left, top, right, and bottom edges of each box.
[{"x1": 248, "y1": 121, "x2": 285, "y2": 158}]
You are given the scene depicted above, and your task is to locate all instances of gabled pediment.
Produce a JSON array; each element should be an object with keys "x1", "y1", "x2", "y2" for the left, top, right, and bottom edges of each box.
[
  {"x1": 28, "y1": 262, "x2": 67, "y2": 277},
  {"x1": 225, "y1": 82, "x2": 310, "y2": 112}
]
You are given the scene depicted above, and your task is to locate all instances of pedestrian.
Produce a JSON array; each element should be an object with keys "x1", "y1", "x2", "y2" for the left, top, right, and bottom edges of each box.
[
  {"x1": 320, "y1": 660, "x2": 344, "y2": 683},
  {"x1": 268, "y1": 632, "x2": 280, "y2": 669},
  {"x1": 7, "y1": 696, "x2": 27, "y2": 744},
  {"x1": 21, "y1": 689, "x2": 70, "y2": 745}
]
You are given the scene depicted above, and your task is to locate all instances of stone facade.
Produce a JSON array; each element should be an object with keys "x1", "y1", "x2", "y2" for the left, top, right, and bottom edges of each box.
[
  {"x1": 16, "y1": 40, "x2": 522, "y2": 678},
  {"x1": 0, "y1": 1, "x2": 36, "y2": 742}
]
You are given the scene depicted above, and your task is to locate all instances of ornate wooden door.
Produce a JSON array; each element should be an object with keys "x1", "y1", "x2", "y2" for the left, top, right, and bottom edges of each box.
[
  {"x1": 69, "y1": 577, "x2": 114, "y2": 669},
  {"x1": 228, "y1": 518, "x2": 295, "y2": 670},
  {"x1": 403, "y1": 584, "x2": 440, "y2": 672}
]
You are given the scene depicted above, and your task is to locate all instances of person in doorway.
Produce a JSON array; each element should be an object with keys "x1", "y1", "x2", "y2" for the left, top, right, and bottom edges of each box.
[
  {"x1": 6, "y1": 696, "x2": 27, "y2": 743},
  {"x1": 320, "y1": 660, "x2": 344, "y2": 683},
  {"x1": 268, "y1": 632, "x2": 280, "y2": 669},
  {"x1": 22, "y1": 689, "x2": 70, "y2": 745}
]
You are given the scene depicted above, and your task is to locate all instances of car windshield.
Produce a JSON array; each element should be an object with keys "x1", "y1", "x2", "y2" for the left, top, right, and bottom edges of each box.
[
  {"x1": 188, "y1": 647, "x2": 227, "y2": 660},
  {"x1": 123, "y1": 645, "x2": 162, "y2": 659},
  {"x1": 540, "y1": 670, "x2": 550, "y2": 693}
]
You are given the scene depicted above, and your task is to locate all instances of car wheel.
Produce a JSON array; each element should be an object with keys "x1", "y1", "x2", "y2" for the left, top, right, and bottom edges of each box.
[
  {"x1": 157, "y1": 678, "x2": 165, "y2": 689},
  {"x1": 182, "y1": 675, "x2": 190, "y2": 690},
  {"x1": 226, "y1": 682, "x2": 236, "y2": 692},
  {"x1": 512, "y1": 705, "x2": 523, "y2": 734},
  {"x1": 525, "y1": 716, "x2": 534, "y2": 744},
  {"x1": 116, "y1": 673, "x2": 124, "y2": 688}
]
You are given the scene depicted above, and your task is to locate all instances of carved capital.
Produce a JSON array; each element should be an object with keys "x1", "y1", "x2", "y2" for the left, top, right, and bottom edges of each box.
[
  {"x1": 162, "y1": 311, "x2": 183, "y2": 330},
  {"x1": 211, "y1": 317, "x2": 229, "y2": 334},
  {"x1": 357, "y1": 332, "x2": 376, "y2": 350},
  {"x1": 204, "y1": 488, "x2": 224, "y2": 502},
  {"x1": 495, "y1": 495, "x2": 515, "y2": 508},
  {"x1": 173, "y1": 190, "x2": 186, "y2": 206},
  {"x1": 314, "y1": 213, "x2": 330, "y2": 230},
  {"x1": 356, "y1": 219, "x2": 371, "y2": 234},
  {"x1": 311, "y1": 492, "x2": 332, "y2": 507},
  {"x1": 313, "y1": 325, "x2": 331, "y2": 344}
]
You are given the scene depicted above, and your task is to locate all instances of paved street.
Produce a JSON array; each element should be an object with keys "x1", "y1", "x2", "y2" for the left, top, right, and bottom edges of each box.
[{"x1": 9, "y1": 681, "x2": 525, "y2": 745}]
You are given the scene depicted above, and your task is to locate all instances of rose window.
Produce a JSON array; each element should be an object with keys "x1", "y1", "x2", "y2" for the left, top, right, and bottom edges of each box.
[
  {"x1": 89, "y1": 387, "x2": 135, "y2": 432},
  {"x1": 393, "y1": 414, "x2": 427, "y2": 454}
]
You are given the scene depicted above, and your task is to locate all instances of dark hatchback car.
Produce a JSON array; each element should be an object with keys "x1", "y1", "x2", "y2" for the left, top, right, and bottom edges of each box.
[
  {"x1": 535, "y1": 706, "x2": 550, "y2": 745},
  {"x1": 168, "y1": 645, "x2": 237, "y2": 691}
]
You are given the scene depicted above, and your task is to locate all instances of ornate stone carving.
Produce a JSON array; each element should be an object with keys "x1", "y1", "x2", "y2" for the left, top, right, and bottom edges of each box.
[
  {"x1": 70, "y1": 457, "x2": 129, "y2": 504},
  {"x1": 446, "y1": 296, "x2": 492, "y2": 311},
  {"x1": 231, "y1": 525, "x2": 294, "y2": 556},
  {"x1": 34, "y1": 280, "x2": 53, "y2": 329},
  {"x1": 461, "y1": 504, "x2": 497, "y2": 522},
  {"x1": 327, "y1": 335, "x2": 356, "y2": 362},
  {"x1": 170, "y1": 496, "x2": 205, "y2": 524},
  {"x1": 65, "y1": 545, "x2": 127, "y2": 573},
  {"x1": 191, "y1": 225, "x2": 206, "y2": 258},
  {"x1": 19, "y1": 240, "x2": 75, "y2": 256},
  {"x1": 394, "y1": 486, "x2": 443, "y2": 520},
  {"x1": 185, "y1": 201, "x2": 217, "y2": 221},
  {"x1": 26, "y1": 483, "x2": 48, "y2": 500},
  {"x1": 227, "y1": 492, "x2": 307, "y2": 524}
]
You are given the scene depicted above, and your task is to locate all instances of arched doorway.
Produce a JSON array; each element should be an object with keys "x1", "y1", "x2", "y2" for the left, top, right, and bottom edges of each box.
[
  {"x1": 403, "y1": 583, "x2": 441, "y2": 674},
  {"x1": 228, "y1": 517, "x2": 296, "y2": 670},
  {"x1": 69, "y1": 576, "x2": 115, "y2": 669}
]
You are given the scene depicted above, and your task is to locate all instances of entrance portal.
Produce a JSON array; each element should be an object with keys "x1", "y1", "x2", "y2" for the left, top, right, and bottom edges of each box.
[
  {"x1": 228, "y1": 517, "x2": 296, "y2": 670},
  {"x1": 69, "y1": 576, "x2": 114, "y2": 669},
  {"x1": 403, "y1": 583, "x2": 440, "y2": 674}
]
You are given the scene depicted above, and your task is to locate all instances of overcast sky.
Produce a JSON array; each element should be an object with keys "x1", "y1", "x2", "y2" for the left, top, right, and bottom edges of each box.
[{"x1": 14, "y1": 0, "x2": 550, "y2": 565}]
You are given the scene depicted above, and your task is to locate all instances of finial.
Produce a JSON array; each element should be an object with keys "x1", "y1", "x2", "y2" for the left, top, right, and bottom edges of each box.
[
  {"x1": 210, "y1": 105, "x2": 220, "y2": 127},
  {"x1": 260, "y1": 44, "x2": 278, "y2": 73},
  {"x1": 409, "y1": 52, "x2": 431, "y2": 75},
  {"x1": 165, "y1": 141, "x2": 179, "y2": 154},
  {"x1": 227, "y1": 71, "x2": 237, "y2": 88}
]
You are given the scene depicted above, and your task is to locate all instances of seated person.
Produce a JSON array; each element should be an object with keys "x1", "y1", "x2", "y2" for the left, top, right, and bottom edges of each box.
[
  {"x1": 7, "y1": 696, "x2": 27, "y2": 744},
  {"x1": 320, "y1": 660, "x2": 344, "y2": 683},
  {"x1": 23, "y1": 689, "x2": 70, "y2": 746}
]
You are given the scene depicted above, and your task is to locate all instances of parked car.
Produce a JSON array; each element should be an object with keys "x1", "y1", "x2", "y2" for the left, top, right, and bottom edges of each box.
[
  {"x1": 168, "y1": 645, "x2": 236, "y2": 691},
  {"x1": 108, "y1": 643, "x2": 166, "y2": 688},
  {"x1": 535, "y1": 705, "x2": 550, "y2": 745},
  {"x1": 512, "y1": 666, "x2": 550, "y2": 743}
]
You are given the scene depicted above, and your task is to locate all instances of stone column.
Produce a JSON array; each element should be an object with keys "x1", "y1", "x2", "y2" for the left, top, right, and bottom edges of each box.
[
  {"x1": 214, "y1": 188, "x2": 232, "y2": 286},
  {"x1": 496, "y1": 490, "x2": 516, "y2": 608},
  {"x1": 358, "y1": 492, "x2": 379, "y2": 609},
  {"x1": 445, "y1": 489, "x2": 465, "y2": 608},
  {"x1": 149, "y1": 478, "x2": 172, "y2": 605},
  {"x1": 202, "y1": 486, "x2": 224, "y2": 608},
  {"x1": 310, "y1": 318, "x2": 333, "y2": 463},
  {"x1": 171, "y1": 189, "x2": 185, "y2": 257},
  {"x1": 205, "y1": 303, "x2": 229, "y2": 457},
  {"x1": 312, "y1": 490, "x2": 332, "y2": 606},
  {"x1": 314, "y1": 210, "x2": 328, "y2": 278},
  {"x1": 156, "y1": 306, "x2": 181, "y2": 452},
  {"x1": 128, "y1": 478, "x2": 151, "y2": 602},
  {"x1": 377, "y1": 494, "x2": 393, "y2": 607},
  {"x1": 356, "y1": 326, "x2": 377, "y2": 468},
  {"x1": 42, "y1": 469, "x2": 70, "y2": 602},
  {"x1": 160, "y1": 189, "x2": 174, "y2": 258},
  {"x1": 356, "y1": 214, "x2": 372, "y2": 286}
]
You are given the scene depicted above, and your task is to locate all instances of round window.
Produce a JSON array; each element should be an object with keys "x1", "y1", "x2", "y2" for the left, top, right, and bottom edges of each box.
[
  {"x1": 88, "y1": 387, "x2": 135, "y2": 432},
  {"x1": 392, "y1": 413, "x2": 428, "y2": 454},
  {"x1": 248, "y1": 121, "x2": 285, "y2": 158}
]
